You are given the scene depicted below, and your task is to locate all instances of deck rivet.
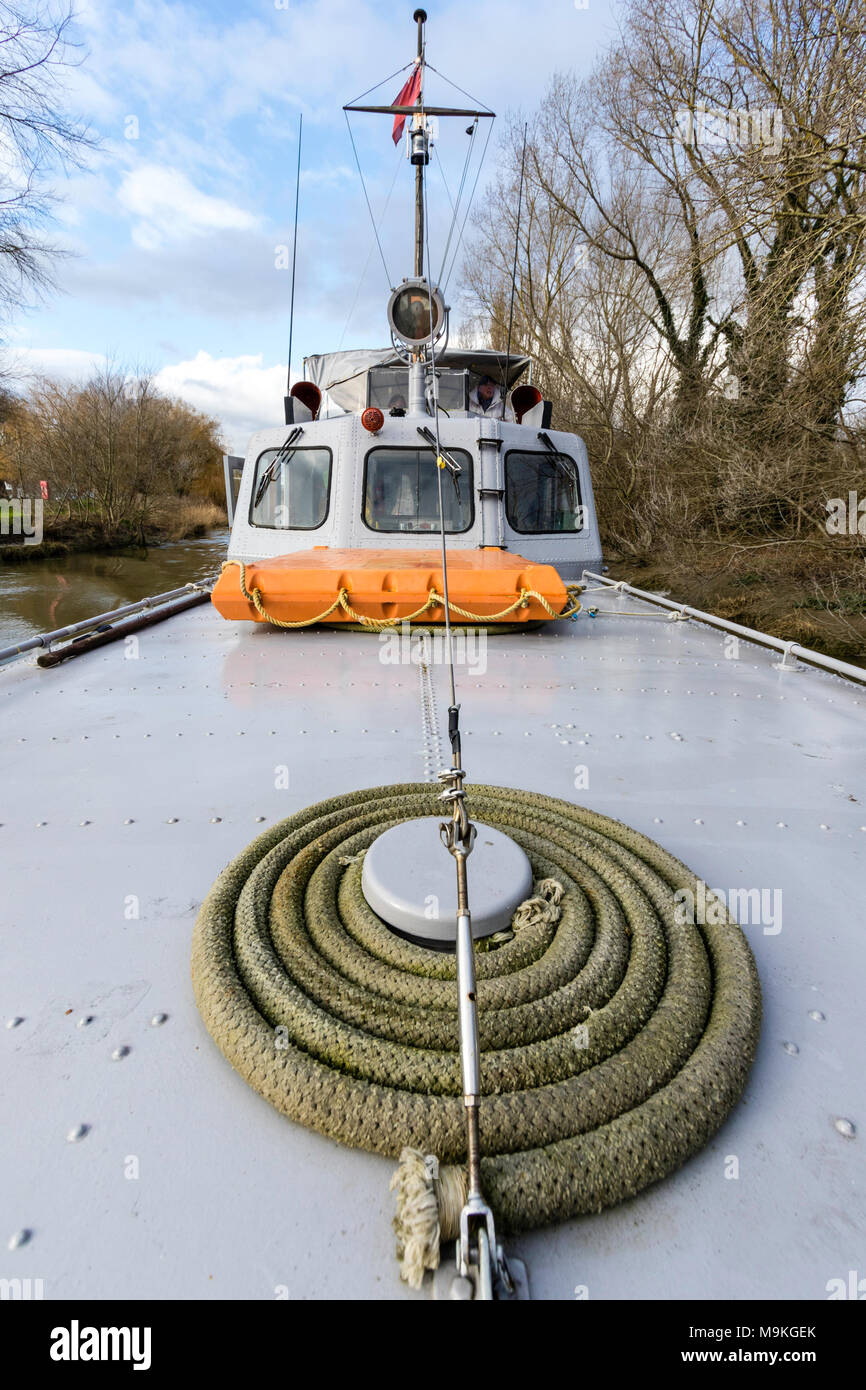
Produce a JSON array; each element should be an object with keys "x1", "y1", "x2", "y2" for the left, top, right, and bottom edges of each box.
[
  {"x1": 36, "y1": 821, "x2": 47, "y2": 828},
  {"x1": 777, "y1": 821, "x2": 787, "y2": 828},
  {"x1": 79, "y1": 820, "x2": 90, "y2": 827},
  {"x1": 76, "y1": 1015, "x2": 93, "y2": 1028},
  {"x1": 808, "y1": 1010, "x2": 825, "y2": 1022},
  {"x1": 653, "y1": 817, "x2": 663, "y2": 824},
  {"x1": 210, "y1": 816, "x2": 222, "y2": 824},
  {"x1": 67, "y1": 1123, "x2": 89, "y2": 1143},
  {"x1": 670, "y1": 732, "x2": 683, "y2": 741},
  {"x1": 112, "y1": 1045, "x2": 130, "y2": 1061},
  {"x1": 736, "y1": 819, "x2": 746, "y2": 826},
  {"x1": 694, "y1": 818, "x2": 704, "y2": 825},
  {"x1": 7, "y1": 1229, "x2": 32, "y2": 1251},
  {"x1": 6, "y1": 1016, "x2": 24, "y2": 1029},
  {"x1": 255, "y1": 816, "x2": 266, "y2": 822},
  {"x1": 150, "y1": 1013, "x2": 168, "y2": 1027},
  {"x1": 834, "y1": 1118, "x2": 856, "y2": 1139},
  {"x1": 124, "y1": 818, "x2": 134, "y2": 825},
  {"x1": 782, "y1": 1041, "x2": 799, "y2": 1055},
  {"x1": 615, "y1": 734, "x2": 623, "y2": 739},
  {"x1": 819, "y1": 823, "x2": 830, "y2": 831},
  {"x1": 167, "y1": 817, "x2": 179, "y2": 824}
]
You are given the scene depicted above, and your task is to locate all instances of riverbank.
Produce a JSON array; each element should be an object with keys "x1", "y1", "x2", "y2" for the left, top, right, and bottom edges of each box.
[
  {"x1": 0, "y1": 528, "x2": 230, "y2": 649},
  {"x1": 606, "y1": 539, "x2": 866, "y2": 670},
  {"x1": 0, "y1": 500, "x2": 226, "y2": 563}
]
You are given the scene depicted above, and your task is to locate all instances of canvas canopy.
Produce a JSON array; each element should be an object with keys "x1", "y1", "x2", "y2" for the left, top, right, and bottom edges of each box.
[{"x1": 303, "y1": 348, "x2": 530, "y2": 414}]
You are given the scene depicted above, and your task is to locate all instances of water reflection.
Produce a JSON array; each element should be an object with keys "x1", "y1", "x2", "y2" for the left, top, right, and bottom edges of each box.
[{"x1": 0, "y1": 531, "x2": 229, "y2": 648}]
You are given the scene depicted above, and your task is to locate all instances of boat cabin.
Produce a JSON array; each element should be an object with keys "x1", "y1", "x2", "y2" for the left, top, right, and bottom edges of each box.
[{"x1": 223, "y1": 347, "x2": 603, "y2": 583}]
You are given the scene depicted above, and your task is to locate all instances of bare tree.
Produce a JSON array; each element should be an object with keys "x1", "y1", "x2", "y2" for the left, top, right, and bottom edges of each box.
[
  {"x1": 0, "y1": 1, "x2": 93, "y2": 319},
  {"x1": 6, "y1": 367, "x2": 224, "y2": 539}
]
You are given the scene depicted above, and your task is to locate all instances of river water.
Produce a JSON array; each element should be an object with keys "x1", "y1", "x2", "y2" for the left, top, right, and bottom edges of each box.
[{"x1": 0, "y1": 530, "x2": 230, "y2": 650}]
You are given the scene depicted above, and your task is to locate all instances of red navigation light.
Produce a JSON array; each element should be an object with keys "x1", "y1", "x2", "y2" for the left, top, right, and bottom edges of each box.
[
  {"x1": 362, "y1": 407, "x2": 385, "y2": 433},
  {"x1": 511, "y1": 384, "x2": 542, "y2": 424},
  {"x1": 290, "y1": 381, "x2": 322, "y2": 419}
]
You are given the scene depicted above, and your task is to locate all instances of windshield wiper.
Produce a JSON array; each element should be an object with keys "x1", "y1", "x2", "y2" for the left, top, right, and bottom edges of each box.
[
  {"x1": 537, "y1": 430, "x2": 578, "y2": 485},
  {"x1": 417, "y1": 426, "x2": 462, "y2": 503},
  {"x1": 254, "y1": 426, "x2": 304, "y2": 508}
]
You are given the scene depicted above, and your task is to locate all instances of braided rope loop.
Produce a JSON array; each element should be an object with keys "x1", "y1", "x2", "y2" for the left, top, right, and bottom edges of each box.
[{"x1": 192, "y1": 784, "x2": 761, "y2": 1240}]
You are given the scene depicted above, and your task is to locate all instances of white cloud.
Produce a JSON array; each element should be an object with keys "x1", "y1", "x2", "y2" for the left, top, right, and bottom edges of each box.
[
  {"x1": 7, "y1": 347, "x2": 108, "y2": 383},
  {"x1": 117, "y1": 165, "x2": 258, "y2": 249},
  {"x1": 153, "y1": 351, "x2": 287, "y2": 453}
]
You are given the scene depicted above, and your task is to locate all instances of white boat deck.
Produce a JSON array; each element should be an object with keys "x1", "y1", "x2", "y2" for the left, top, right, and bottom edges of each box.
[{"x1": 1, "y1": 590, "x2": 863, "y2": 1300}]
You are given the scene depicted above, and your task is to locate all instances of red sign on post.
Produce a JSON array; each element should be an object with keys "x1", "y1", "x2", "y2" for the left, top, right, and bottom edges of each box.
[{"x1": 39, "y1": 480, "x2": 49, "y2": 500}]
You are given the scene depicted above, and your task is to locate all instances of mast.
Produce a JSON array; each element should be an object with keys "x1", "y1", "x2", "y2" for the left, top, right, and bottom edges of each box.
[{"x1": 413, "y1": 8, "x2": 426, "y2": 277}]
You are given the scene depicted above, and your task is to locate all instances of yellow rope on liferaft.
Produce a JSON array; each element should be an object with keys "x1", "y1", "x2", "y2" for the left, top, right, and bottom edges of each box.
[{"x1": 222, "y1": 562, "x2": 581, "y2": 631}]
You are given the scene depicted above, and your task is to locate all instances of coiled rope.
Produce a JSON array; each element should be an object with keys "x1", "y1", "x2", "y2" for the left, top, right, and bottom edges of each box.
[
  {"x1": 221, "y1": 561, "x2": 581, "y2": 630},
  {"x1": 191, "y1": 784, "x2": 761, "y2": 1283}
]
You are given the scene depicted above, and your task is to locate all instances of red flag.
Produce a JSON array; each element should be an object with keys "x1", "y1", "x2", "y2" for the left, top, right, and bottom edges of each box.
[
  {"x1": 392, "y1": 61, "x2": 422, "y2": 145},
  {"x1": 39, "y1": 480, "x2": 49, "y2": 500}
]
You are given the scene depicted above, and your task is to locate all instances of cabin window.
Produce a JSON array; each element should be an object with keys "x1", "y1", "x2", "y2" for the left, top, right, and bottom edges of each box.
[
  {"x1": 504, "y1": 449, "x2": 584, "y2": 534},
  {"x1": 249, "y1": 446, "x2": 332, "y2": 530},
  {"x1": 363, "y1": 447, "x2": 474, "y2": 533},
  {"x1": 368, "y1": 368, "x2": 410, "y2": 414}
]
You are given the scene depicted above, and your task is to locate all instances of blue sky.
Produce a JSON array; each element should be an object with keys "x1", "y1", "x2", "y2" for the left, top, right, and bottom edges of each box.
[{"x1": 7, "y1": 0, "x2": 619, "y2": 451}]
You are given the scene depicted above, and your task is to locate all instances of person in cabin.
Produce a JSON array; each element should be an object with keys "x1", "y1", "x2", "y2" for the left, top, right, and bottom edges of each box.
[
  {"x1": 468, "y1": 374, "x2": 514, "y2": 421},
  {"x1": 388, "y1": 394, "x2": 407, "y2": 417}
]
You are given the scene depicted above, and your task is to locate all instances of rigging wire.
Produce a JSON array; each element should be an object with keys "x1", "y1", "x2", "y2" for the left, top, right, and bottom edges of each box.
[
  {"x1": 344, "y1": 61, "x2": 415, "y2": 108},
  {"x1": 338, "y1": 143, "x2": 405, "y2": 350},
  {"x1": 432, "y1": 143, "x2": 455, "y2": 214},
  {"x1": 435, "y1": 120, "x2": 477, "y2": 288},
  {"x1": 502, "y1": 123, "x2": 529, "y2": 419},
  {"x1": 344, "y1": 109, "x2": 393, "y2": 290},
  {"x1": 422, "y1": 166, "x2": 457, "y2": 709},
  {"x1": 286, "y1": 113, "x2": 303, "y2": 394},
  {"x1": 422, "y1": 60, "x2": 494, "y2": 113},
  {"x1": 441, "y1": 116, "x2": 494, "y2": 294}
]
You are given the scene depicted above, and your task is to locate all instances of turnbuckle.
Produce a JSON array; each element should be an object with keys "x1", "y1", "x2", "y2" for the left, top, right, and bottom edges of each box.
[
  {"x1": 456, "y1": 1197, "x2": 517, "y2": 1300},
  {"x1": 437, "y1": 766, "x2": 472, "y2": 848}
]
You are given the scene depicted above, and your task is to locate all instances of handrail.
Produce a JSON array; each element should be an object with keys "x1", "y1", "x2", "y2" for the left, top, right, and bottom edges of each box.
[
  {"x1": 0, "y1": 581, "x2": 214, "y2": 666},
  {"x1": 581, "y1": 571, "x2": 866, "y2": 686}
]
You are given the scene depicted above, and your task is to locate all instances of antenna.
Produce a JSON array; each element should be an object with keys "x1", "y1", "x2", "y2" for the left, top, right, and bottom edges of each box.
[
  {"x1": 502, "y1": 122, "x2": 528, "y2": 410},
  {"x1": 287, "y1": 113, "x2": 303, "y2": 396}
]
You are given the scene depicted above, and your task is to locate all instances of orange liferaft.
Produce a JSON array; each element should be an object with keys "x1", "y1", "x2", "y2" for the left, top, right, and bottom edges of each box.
[{"x1": 211, "y1": 548, "x2": 575, "y2": 627}]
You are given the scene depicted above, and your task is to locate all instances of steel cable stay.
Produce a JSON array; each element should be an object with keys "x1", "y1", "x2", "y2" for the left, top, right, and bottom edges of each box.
[
  {"x1": 434, "y1": 121, "x2": 478, "y2": 289},
  {"x1": 344, "y1": 109, "x2": 393, "y2": 290},
  {"x1": 441, "y1": 117, "x2": 494, "y2": 294},
  {"x1": 421, "y1": 138, "x2": 502, "y2": 1297},
  {"x1": 338, "y1": 141, "x2": 405, "y2": 350}
]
